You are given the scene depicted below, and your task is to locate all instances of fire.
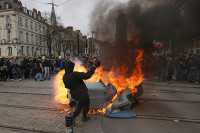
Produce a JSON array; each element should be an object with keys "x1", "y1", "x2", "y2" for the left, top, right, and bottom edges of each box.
[
  {"x1": 89, "y1": 108, "x2": 106, "y2": 115},
  {"x1": 54, "y1": 50, "x2": 145, "y2": 109}
]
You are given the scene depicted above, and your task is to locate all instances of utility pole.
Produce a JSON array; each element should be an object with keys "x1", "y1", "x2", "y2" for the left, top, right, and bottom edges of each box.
[
  {"x1": 86, "y1": 39, "x2": 88, "y2": 56},
  {"x1": 77, "y1": 32, "x2": 80, "y2": 57},
  {"x1": 91, "y1": 31, "x2": 94, "y2": 56},
  {"x1": 49, "y1": 34, "x2": 52, "y2": 58}
]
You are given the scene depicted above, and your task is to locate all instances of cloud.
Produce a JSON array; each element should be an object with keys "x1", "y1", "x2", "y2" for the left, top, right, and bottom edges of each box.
[{"x1": 20, "y1": 0, "x2": 129, "y2": 35}]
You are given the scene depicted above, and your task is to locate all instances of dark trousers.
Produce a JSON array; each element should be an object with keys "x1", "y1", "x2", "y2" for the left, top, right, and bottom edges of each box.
[
  {"x1": 73, "y1": 94, "x2": 90, "y2": 118},
  {"x1": 24, "y1": 68, "x2": 29, "y2": 78},
  {"x1": 167, "y1": 70, "x2": 173, "y2": 81}
]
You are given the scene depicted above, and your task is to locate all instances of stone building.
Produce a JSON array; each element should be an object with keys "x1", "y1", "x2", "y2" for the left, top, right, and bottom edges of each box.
[{"x1": 0, "y1": 0, "x2": 48, "y2": 57}]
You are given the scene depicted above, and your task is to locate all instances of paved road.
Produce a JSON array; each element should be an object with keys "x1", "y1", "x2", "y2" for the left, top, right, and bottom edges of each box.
[{"x1": 0, "y1": 79, "x2": 199, "y2": 133}]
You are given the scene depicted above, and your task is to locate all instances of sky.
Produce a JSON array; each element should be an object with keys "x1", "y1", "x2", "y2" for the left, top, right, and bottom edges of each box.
[{"x1": 20, "y1": 0, "x2": 129, "y2": 35}]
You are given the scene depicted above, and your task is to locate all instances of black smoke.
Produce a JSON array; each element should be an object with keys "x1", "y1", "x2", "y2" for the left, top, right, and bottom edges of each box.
[{"x1": 90, "y1": 0, "x2": 200, "y2": 73}]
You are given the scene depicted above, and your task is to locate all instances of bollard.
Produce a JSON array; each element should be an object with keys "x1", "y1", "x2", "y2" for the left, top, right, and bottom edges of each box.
[{"x1": 65, "y1": 115, "x2": 74, "y2": 133}]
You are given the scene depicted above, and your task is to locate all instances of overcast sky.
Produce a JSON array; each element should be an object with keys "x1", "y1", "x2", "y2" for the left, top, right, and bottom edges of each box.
[{"x1": 20, "y1": 0, "x2": 129, "y2": 35}]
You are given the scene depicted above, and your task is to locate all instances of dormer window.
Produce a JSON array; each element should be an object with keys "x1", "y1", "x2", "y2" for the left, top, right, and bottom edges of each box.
[
  {"x1": 4, "y1": 3, "x2": 10, "y2": 9},
  {"x1": 23, "y1": 7, "x2": 27, "y2": 13}
]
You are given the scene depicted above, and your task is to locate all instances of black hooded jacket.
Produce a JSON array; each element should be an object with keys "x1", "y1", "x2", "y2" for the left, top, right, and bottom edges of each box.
[{"x1": 63, "y1": 61, "x2": 96, "y2": 101}]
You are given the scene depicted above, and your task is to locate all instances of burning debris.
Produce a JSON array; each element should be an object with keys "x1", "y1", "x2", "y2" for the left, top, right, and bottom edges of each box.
[{"x1": 54, "y1": 50, "x2": 145, "y2": 116}]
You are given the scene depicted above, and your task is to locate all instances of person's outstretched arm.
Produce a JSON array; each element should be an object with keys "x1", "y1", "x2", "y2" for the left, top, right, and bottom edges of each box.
[{"x1": 74, "y1": 66, "x2": 96, "y2": 80}]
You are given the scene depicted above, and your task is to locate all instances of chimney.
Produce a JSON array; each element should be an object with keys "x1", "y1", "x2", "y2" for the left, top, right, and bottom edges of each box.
[
  {"x1": 76, "y1": 30, "x2": 80, "y2": 33},
  {"x1": 67, "y1": 26, "x2": 73, "y2": 37},
  {"x1": 18, "y1": 1, "x2": 22, "y2": 6},
  {"x1": 83, "y1": 35, "x2": 87, "y2": 40},
  {"x1": 38, "y1": 11, "x2": 41, "y2": 16},
  {"x1": 33, "y1": 8, "x2": 37, "y2": 14},
  {"x1": 13, "y1": 0, "x2": 18, "y2": 4}
]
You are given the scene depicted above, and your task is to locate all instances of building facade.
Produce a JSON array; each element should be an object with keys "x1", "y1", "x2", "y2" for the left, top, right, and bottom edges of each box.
[{"x1": 0, "y1": 0, "x2": 48, "y2": 57}]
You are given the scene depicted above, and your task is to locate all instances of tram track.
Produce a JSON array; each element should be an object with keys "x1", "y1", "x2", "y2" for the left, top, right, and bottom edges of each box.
[
  {"x1": 0, "y1": 104, "x2": 62, "y2": 111},
  {"x1": 0, "y1": 124, "x2": 60, "y2": 133}
]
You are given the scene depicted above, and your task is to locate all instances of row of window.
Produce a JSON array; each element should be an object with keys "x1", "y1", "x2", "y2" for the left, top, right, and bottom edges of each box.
[
  {"x1": 19, "y1": 17, "x2": 45, "y2": 34},
  {"x1": 0, "y1": 47, "x2": 48, "y2": 56},
  {"x1": 21, "y1": 46, "x2": 47, "y2": 56},
  {"x1": 0, "y1": 3, "x2": 12, "y2": 10},
  {"x1": 20, "y1": 31, "x2": 45, "y2": 45}
]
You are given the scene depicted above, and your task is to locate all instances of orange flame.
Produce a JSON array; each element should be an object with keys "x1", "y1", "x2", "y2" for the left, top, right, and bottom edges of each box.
[{"x1": 54, "y1": 50, "x2": 145, "y2": 109}]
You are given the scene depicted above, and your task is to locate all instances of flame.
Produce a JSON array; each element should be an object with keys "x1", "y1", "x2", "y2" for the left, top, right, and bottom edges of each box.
[
  {"x1": 89, "y1": 108, "x2": 106, "y2": 115},
  {"x1": 54, "y1": 50, "x2": 145, "y2": 109}
]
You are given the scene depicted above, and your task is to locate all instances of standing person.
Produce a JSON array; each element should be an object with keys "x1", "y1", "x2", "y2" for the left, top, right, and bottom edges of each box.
[
  {"x1": 63, "y1": 60, "x2": 100, "y2": 122},
  {"x1": 16, "y1": 57, "x2": 23, "y2": 80},
  {"x1": 23, "y1": 57, "x2": 30, "y2": 79},
  {"x1": 195, "y1": 52, "x2": 200, "y2": 84},
  {"x1": 1, "y1": 64, "x2": 7, "y2": 81},
  {"x1": 34, "y1": 57, "x2": 44, "y2": 81},
  {"x1": 158, "y1": 55, "x2": 167, "y2": 81},
  {"x1": 43, "y1": 57, "x2": 51, "y2": 80},
  {"x1": 11, "y1": 60, "x2": 19, "y2": 82},
  {"x1": 166, "y1": 55, "x2": 175, "y2": 84},
  {"x1": 55, "y1": 57, "x2": 61, "y2": 72}
]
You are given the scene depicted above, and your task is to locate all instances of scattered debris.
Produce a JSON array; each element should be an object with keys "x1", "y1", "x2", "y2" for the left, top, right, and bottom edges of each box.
[
  {"x1": 153, "y1": 94, "x2": 158, "y2": 97},
  {"x1": 173, "y1": 120, "x2": 179, "y2": 122},
  {"x1": 60, "y1": 111, "x2": 64, "y2": 114}
]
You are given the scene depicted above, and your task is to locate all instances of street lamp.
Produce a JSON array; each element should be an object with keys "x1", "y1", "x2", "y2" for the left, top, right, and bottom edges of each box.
[{"x1": 91, "y1": 31, "x2": 94, "y2": 55}]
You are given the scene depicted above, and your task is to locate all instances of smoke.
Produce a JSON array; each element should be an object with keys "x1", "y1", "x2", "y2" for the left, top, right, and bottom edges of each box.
[
  {"x1": 90, "y1": 0, "x2": 200, "y2": 74},
  {"x1": 91, "y1": 0, "x2": 200, "y2": 51}
]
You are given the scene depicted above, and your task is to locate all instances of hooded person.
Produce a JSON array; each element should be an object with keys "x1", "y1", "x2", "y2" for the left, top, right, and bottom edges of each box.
[{"x1": 63, "y1": 60, "x2": 100, "y2": 122}]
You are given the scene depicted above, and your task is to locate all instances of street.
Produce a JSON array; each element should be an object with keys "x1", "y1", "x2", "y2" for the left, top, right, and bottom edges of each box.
[{"x1": 0, "y1": 79, "x2": 199, "y2": 133}]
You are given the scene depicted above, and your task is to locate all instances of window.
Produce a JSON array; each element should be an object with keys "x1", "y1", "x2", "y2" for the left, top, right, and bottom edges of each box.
[
  {"x1": 44, "y1": 48, "x2": 45, "y2": 55},
  {"x1": 6, "y1": 16, "x2": 11, "y2": 28},
  {"x1": 35, "y1": 23, "x2": 38, "y2": 32},
  {"x1": 25, "y1": 19, "x2": 28, "y2": 29},
  {"x1": 27, "y1": 46, "x2": 29, "y2": 55},
  {"x1": 19, "y1": 17, "x2": 22, "y2": 27},
  {"x1": 0, "y1": 5, "x2": 2, "y2": 10},
  {"x1": 31, "y1": 34, "x2": 33, "y2": 43},
  {"x1": 40, "y1": 36, "x2": 42, "y2": 45},
  {"x1": 31, "y1": 21, "x2": 33, "y2": 30},
  {"x1": 4, "y1": 3, "x2": 10, "y2": 9},
  {"x1": 0, "y1": 48, "x2": 1, "y2": 56},
  {"x1": 8, "y1": 31, "x2": 11, "y2": 43},
  {"x1": 35, "y1": 35, "x2": 37, "y2": 44},
  {"x1": 20, "y1": 31, "x2": 23, "y2": 42},
  {"x1": 43, "y1": 27, "x2": 45, "y2": 34},
  {"x1": 39, "y1": 25, "x2": 41, "y2": 33},
  {"x1": 26, "y1": 32, "x2": 29, "y2": 43},
  {"x1": 32, "y1": 47, "x2": 34, "y2": 55},
  {"x1": 40, "y1": 48, "x2": 42, "y2": 55},
  {"x1": 21, "y1": 46, "x2": 24, "y2": 54},
  {"x1": 8, "y1": 47, "x2": 12, "y2": 56}
]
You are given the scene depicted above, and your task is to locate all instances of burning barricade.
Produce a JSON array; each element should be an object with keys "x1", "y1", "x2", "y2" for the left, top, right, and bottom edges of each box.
[{"x1": 54, "y1": 50, "x2": 144, "y2": 117}]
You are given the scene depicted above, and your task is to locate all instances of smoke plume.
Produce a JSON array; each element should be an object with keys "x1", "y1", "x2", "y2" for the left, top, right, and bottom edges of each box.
[{"x1": 90, "y1": 0, "x2": 200, "y2": 74}]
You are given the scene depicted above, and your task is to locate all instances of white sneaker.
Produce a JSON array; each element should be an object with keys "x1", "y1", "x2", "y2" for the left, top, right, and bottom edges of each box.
[{"x1": 17, "y1": 80, "x2": 19, "y2": 82}]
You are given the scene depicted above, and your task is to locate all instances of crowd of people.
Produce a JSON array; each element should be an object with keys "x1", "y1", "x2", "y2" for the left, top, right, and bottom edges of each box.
[
  {"x1": 0, "y1": 56, "x2": 99, "y2": 82},
  {"x1": 1, "y1": 52, "x2": 200, "y2": 84},
  {"x1": 153, "y1": 52, "x2": 200, "y2": 84}
]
